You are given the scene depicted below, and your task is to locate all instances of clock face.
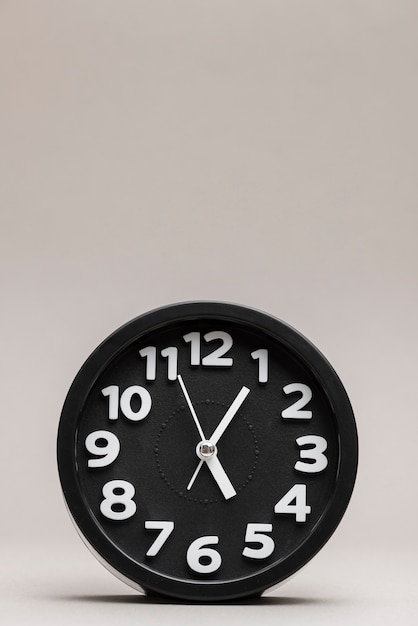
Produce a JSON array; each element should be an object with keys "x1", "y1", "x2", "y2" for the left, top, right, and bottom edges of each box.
[{"x1": 57, "y1": 302, "x2": 358, "y2": 601}]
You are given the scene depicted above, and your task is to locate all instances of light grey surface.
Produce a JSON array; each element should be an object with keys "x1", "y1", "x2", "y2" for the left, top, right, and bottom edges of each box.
[
  {"x1": 2, "y1": 541, "x2": 417, "y2": 625},
  {"x1": 1, "y1": 1, "x2": 417, "y2": 623}
]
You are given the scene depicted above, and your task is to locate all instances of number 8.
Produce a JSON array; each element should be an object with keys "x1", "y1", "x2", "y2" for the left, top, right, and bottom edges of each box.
[{"x1": 100, "y1": 480, "x2": 136, "y2": 520}]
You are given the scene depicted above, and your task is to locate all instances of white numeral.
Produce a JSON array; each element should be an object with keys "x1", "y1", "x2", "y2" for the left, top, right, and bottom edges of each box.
[
  {"x1": 295, "y1": 435, "x2": 328, "y2": 473},
  {"x1": 100, "y1": 480, "x2": 136, "y2": 520},
  {"x1": 281, "y1": 383, "x2": 312, "y2": 419},
  {"x1": 183, "y1": 332, "x2": 201, "y2": 365},
  {"x1": 139, "y1": 346, "x2": 157, "y2": 380},
  {"x1": 101, "y1": 385, "x2": 119, "y2": 420},
  {"x1": 250, "y1": 349, "x2": 268, "y2": 383},
  {"x1": 242, "y1": 523, "x2": 274, "y2": 559},
  {"x1": 145, "y1": 521, "x2": 175, "y2": 557},
  {"x1": 186, "y1": 536, "x2": 222, "y2": 574},
  {"x1": 183, "y1": 331, "x2": 233, "y2": 367},
  {"x1": 202, "y1": 331, "x2": 233, "y2": 366},
  {"x1": 85, "y1": 430, "x2": 120, "y2": 467},
  {"x1": 102, "y1": 385, "x2": 152, "y2": 421},
  {"x1": 274, "y1": 484, "x2": 311, "y2": 522},
  {"x1": 139, "y1": 346, "x2": 178, "y2": 381},
  {"x1": 161, "y1": 347, "x2": 178, "y2": 381}
]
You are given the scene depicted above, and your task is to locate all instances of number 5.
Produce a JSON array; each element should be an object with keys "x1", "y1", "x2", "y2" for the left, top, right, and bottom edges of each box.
[{"x1": 242, "y1": 523, "x2": 275, "y2": 559}]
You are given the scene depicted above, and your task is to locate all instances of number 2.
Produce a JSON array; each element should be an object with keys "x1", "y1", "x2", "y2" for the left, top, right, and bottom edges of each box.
[{"x1": 281, "y1": 383, "x2": 312, "y2": 419}]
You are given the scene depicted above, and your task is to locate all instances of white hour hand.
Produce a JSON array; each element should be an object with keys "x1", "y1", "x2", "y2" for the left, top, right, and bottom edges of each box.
[
  {"x1": 205, "y1": 455, "x2": 236, "y2": 500},
  {"x1": 187, "y1": 456, "x2": 237, "y2": 500}
]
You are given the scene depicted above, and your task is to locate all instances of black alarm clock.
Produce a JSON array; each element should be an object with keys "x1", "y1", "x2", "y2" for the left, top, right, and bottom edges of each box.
[{"x1": 57, "y1": 302, "x2": 358, "y2": 601}]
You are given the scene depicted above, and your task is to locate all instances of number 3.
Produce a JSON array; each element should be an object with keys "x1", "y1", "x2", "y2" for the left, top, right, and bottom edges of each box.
[{"x1": 295, "y1": 435, "x2": 328, "y2": 473}]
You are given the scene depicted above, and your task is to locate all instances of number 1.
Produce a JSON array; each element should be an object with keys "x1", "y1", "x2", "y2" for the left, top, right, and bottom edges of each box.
[{"x1": 251, "y1": 349, "x2": 268, "y2": 383}]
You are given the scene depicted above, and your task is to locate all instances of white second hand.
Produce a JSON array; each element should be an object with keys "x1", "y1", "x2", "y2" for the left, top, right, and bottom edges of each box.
[
  {"x1": 177, "y1": 374, "x2": 205, "y2": 440},
  {"x1": 187, "y1": 460, "x2": 203, "y2": 491}
]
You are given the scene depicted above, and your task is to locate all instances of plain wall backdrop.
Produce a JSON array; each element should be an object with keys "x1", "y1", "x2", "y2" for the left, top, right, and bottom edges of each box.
[{"x1": 1, "y1": 1, "x2": 417, "y2": 624}]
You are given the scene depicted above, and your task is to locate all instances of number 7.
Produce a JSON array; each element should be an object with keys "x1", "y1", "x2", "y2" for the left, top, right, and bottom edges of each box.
[{"x1": 145, "y1": 521, "x2": 174, "y2": 557}]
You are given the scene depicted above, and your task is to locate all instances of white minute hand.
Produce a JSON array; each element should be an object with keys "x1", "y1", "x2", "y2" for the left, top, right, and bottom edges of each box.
[
  {"x1": 210, "y1": 386, "x2": 250, "y2": 445},
  {"x1": 187, "y1": 386, "x2": 250, "y2": 492}
]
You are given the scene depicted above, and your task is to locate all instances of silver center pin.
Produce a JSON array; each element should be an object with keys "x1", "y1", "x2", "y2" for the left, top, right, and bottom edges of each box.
[{"x1": 196, "y1": 440, "x2": 217, "y2": 459}]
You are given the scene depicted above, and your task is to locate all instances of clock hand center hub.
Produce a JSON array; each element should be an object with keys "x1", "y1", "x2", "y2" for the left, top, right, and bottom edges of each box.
[{"x1": 196, "y1": 440, "x2": 217, "y2": 460}]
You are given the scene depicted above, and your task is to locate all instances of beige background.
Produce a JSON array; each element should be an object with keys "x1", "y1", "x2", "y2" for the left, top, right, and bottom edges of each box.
[{"x1": 1, "y1": 1, "x2": 417, "y2": 624}]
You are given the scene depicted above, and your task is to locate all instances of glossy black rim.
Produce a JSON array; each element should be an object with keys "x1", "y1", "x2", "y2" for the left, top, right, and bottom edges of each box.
[{"x1": 57, "y1": 301, "x2": 358, "y2": 601}]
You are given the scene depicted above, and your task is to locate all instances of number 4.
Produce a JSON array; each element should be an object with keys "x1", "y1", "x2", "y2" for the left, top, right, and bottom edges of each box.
[{"x1": 274, "y1": 484, "x2": 311, "y2": 522}]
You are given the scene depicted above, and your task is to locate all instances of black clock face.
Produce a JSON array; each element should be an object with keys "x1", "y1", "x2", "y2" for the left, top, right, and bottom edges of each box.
[{"x1": 57, "y1": 302, "x2": 358, "y2": 601}]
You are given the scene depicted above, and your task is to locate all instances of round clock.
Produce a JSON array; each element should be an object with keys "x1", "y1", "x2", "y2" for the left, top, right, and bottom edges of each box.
[{"x1": 57, "y1": 302, "x2": 358, "y2": 601}]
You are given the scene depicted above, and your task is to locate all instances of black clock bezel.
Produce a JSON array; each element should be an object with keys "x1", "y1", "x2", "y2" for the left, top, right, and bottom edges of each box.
[{"x1": 57, "y1": 301, "x2": 358, "y2": 601}]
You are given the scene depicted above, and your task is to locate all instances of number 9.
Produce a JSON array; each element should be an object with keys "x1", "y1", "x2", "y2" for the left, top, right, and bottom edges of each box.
[{"x1": 85, "y1": 430, "x2": 120, "y2": 468}]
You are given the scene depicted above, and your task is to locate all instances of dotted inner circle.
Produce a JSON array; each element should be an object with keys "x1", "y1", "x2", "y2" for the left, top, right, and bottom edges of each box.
[{"x1": 154, "y1": 400, "x2": 259, "y2": 505}]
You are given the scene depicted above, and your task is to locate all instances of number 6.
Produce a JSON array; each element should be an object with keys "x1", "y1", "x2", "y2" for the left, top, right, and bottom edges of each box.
[{"x1": 186, "y1": 536, "x2": 222, "y2": 574}]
